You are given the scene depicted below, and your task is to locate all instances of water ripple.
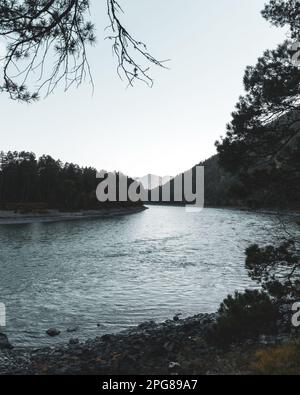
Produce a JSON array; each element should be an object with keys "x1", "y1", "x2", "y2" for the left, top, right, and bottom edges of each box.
[{"x1": 0, "y1": 206, "x2": 297, "y2": 347}]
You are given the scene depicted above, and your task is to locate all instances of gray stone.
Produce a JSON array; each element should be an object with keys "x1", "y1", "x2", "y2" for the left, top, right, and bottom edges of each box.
[
  {"x1": 0, "y1": 333, "x2": 13, "y2": 350},
  {"x1": 169, "y1": 362, "x2": 181, "y2": 369},
  {"x1": 46, "y1": 328, "x2": 61, "y2": 337},
  {"x1": 138, "y1": 321, "x2": 156, "y2": 330},
  {"x1": 69, "y1": 338, "x2": 79, "y2": 345},
  {"x1": 67, "y1": 326, "x2": 79, "y2": 333}
]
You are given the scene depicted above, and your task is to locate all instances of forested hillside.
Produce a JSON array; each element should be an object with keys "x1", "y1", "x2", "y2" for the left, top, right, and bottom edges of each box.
[
  {"x1": 0, "y1": 151, "x2": 142, "y2": 212},
  {"x1": 148, "y1": 155, "x2": 238, "y2": 208}
]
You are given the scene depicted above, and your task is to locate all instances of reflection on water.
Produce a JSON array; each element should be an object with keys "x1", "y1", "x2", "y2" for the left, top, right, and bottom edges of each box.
[{"x1": 0, "y1": 206, "x2": 297, "y2": 346}]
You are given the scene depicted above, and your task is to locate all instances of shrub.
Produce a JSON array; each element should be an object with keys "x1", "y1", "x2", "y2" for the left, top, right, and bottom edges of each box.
[
  {"x1": 208, "y1": 290, "x2": 279, "y2": 347},
  {"x1": 252, "y1": 341, "x2": 300, "y2": 375}
]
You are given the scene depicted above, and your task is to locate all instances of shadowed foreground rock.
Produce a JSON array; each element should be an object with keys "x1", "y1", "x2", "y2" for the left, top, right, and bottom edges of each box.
[
  {"x1": 0, "y1": 334, "x2": 13, "y2": 351},
  {"x1": 0, "y1": 314, "x2": 294, "y2": 375},
  {"x1": 46, "y1": 328, "x2": 61, "y2": 337}
]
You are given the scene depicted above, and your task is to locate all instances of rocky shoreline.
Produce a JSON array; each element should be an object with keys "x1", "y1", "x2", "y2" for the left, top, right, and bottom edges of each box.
[{"x1": 0, "y1": 313, "x2": 295, "y2": 375}]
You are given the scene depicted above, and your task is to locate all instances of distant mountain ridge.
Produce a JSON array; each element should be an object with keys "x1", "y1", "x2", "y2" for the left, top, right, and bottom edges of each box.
[{"x1": 135, "y1": 174, "x2": 173, "y2": 190}]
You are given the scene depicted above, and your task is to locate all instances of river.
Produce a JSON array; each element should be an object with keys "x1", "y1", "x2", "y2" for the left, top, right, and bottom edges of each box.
[{"x1": 0, "y1": 206, "x2": 297, "y2": 346}]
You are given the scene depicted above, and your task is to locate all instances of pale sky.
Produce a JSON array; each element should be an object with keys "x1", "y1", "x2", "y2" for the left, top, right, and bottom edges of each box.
[{"x1": 0, "y1": 0, "x2": 287, "y2": 177}]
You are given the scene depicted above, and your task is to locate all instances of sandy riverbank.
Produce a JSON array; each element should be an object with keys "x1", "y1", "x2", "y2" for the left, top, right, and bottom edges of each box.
[{"x1": 0, "y1": 206, "x2": 148, "y2": 225}]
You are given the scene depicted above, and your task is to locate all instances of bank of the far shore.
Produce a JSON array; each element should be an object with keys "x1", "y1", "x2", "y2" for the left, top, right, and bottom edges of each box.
[
  {"x1": 0, "y1": 206, "x2": 148, "y2": 225},
  {"x1": 147, "y1": 202, "x2": 300, "y2": 215},
  {"x1": 1, "y1": 205, "x2": 298, "y2": 226},
  {"x1": 0, "y1": 311, "x2": 298, "y2": 375}
]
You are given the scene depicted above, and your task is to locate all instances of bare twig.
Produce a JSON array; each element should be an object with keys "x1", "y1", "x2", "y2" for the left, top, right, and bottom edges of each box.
[{"x1": 0, "y1": 0, "x2": 167, "y2": 102}]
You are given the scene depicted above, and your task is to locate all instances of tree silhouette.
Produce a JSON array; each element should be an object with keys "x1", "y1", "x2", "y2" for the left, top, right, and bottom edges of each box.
[
  {"x1": 262, "y1": 0, "x2": 300, "y2": 40},
  {"x1": 213, "y1": 2, "x2": 300, "y2": 333},
  {"x1": 0, "y1": 0, "x2": 166, "y2": 102},
  {"x1": 0, "y1": 151, "x2": 142, "y2": 210},
  {"x1": 216, "y1": 1, "x2": 300, "y2": 209}
]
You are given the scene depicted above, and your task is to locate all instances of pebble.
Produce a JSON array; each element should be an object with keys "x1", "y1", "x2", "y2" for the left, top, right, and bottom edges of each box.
[
  {"x1": 169, "y1": 362, "x2": 181, "y2": 369},
  {"x1": 46, "y1": 328, "x2": 61, "y2": 337},
  {"x1": 0, "y1": 333, "x2": 13, "y2": 350},
  {"x1": 0, "y1": 312, "x2": 293, "y2": 375},
  {"x1": 67, "y1": 327, "x2": 79, "y2": 333}
]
